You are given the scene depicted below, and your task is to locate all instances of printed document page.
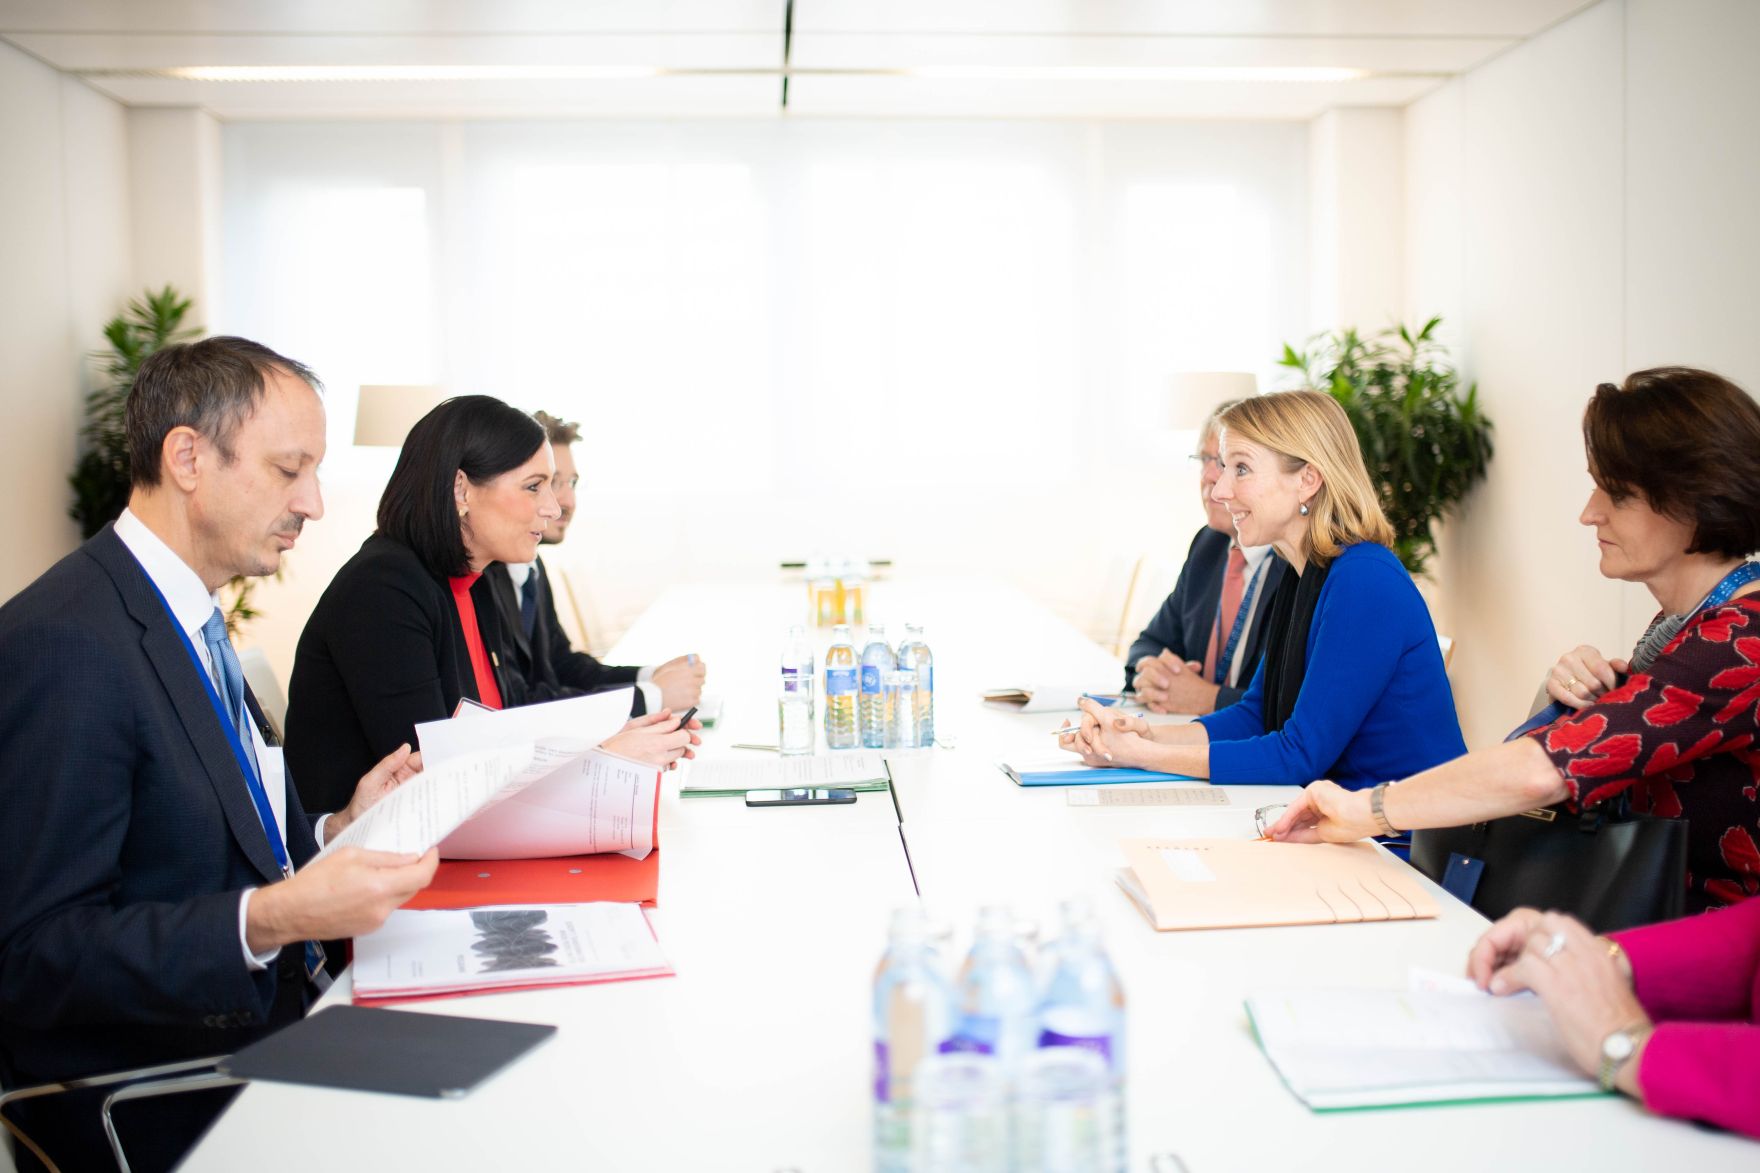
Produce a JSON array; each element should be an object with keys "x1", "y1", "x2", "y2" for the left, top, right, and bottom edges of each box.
[
  {"x1": 1245, "y1": 983, "x2": 1600, "y2": 1109},
  {"x1": 316, "y1": 742, "x2": 538, "y2": 859},
  {"x1": 685, "y1": 752, "x2": 890, "y2": 792},
  {"x1": 439, "y1": 748, "x2": 659, "y2": 861},
  {"x1": 416, "y1": 690, "x2": 635, "y2": 766},
  {"x1": 353, "y1": 902, "x2": 671, "y2": 1000}
]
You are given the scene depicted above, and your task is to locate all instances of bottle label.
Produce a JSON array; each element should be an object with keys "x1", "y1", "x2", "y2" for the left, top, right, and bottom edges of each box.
[
  {"x1": 939, "y1": 1014, "x2": 1001, "y2": 1056},
  {"x1": 874, "y1": 1039, "x2": 890, "y2": 1102},
  {"x1": 860, "y1": 665, "x2": 881, "y2": 694},
  {"x1": 826, "y1": 667, "x2": 857, "y2": 695},
  {"x1": 1037, "y1": 1028, "x2": 1114, "y2": 1066}
]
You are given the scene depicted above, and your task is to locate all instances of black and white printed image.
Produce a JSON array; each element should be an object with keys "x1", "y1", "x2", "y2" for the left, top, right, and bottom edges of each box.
[{"x1": 469, "y1": 909, "x2": 560, "y2": 972}]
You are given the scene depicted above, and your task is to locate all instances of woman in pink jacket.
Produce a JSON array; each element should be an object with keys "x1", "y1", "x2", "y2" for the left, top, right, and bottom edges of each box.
[{"x1": 1469, "y1": 900, "x2": 1760, "y2": 1139}]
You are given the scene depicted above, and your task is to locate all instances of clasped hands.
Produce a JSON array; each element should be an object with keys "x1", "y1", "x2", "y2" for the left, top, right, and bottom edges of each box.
[
  {"x1": 1131, "y1": 649, "x2": 1222, "y2": 715},
  {"x1": 1057, "y1": 697, "x2": 1155, "y2": 767}
]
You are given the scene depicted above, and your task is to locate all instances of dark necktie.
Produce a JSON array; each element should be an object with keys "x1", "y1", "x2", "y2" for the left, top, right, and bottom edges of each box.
[{"x1": 520, "y1": 570, "x2": 539, "y2": 641}]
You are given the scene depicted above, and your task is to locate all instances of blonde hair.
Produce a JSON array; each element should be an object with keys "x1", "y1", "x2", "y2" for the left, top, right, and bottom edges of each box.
[{"x1": 1218, "y1": 390, "x2": 1395, "y2": 564}]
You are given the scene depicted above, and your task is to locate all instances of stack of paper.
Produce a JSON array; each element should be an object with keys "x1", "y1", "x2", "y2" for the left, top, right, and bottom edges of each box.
[
  {"x1": 1245, "y1": 981, "x2": 1602, "y2": 1110},
  {"x1": 1002, "y1": 758, "x2": 1197, "y2": 787},
  {"x1": 682, "y1": 752, "x2": 892, "y2": 798},
  {"x1": 353, "y1": 902, "x2": 672, "y2": 1004}
]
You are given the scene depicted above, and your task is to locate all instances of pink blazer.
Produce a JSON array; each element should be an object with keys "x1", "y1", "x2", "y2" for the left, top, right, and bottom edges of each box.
[{"x1": 1612, "y1": 895, "x2": 1760, "y2": 1139}]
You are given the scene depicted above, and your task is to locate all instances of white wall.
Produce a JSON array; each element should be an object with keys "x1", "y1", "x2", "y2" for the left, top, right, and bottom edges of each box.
[
  {"x1": 1309, "y1": 108, "x2": 1404, "y2": 334},
  {"x1": 1408, "y1": 0, "x2": 1760, "y2": 747},
  {"x1": 127, "y1": 107, "x2": 225, "y2": 324},
  {"x1": 0, "y1": 43, "x2": 133, "y2": 599}
]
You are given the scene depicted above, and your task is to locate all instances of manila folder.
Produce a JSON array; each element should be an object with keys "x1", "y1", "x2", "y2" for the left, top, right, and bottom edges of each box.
[{"x1": 1119, "y1": 838, "x2": 1439, "y2": 931}]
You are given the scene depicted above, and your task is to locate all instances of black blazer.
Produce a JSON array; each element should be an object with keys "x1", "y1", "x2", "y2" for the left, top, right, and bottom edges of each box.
[
  {"x1": 1124, "y1": 526, "x2": 1289, "y2": 708},
  {"x1": 286, "y1": 533, "x2": 516, "y2": 814},
  {"x1": 0, "y1": 526, "x2": 319, "y2": 1166},
  {"x1": 483, "y1": 559, "x2": 645, "y2": 716}
]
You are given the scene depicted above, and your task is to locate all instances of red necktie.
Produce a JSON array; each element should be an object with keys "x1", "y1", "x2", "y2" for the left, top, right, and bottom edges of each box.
[{"x1": 1203, "y1": 546, "x2": 1249, "y2": 684}]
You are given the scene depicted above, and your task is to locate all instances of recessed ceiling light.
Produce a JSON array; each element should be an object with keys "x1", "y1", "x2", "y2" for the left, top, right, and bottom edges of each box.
[
  {"x1": 157, "y1": 65, "x2": 663, "y2": 82},
  {"x1": 907, "y1": 66, "x2": 1372, "y2": 83}
]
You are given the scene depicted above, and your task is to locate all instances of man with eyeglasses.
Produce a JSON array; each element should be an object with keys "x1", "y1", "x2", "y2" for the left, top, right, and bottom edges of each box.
[{"x1": 1125, "y1": 399, "x2": 1288, "y2": 715}]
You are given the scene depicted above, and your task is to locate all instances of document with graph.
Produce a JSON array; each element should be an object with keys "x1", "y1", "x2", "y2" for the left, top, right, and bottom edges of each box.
[{"x1": 1116, "y1": 838, "x2": 1439, "y2": 931}]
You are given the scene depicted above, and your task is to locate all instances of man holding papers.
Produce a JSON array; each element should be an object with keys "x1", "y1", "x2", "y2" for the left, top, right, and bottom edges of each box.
[
  {"x1": 0, "y1": 339, "x2": 438, "y2": 1173},
  {"x1": 1127, "y1": 398, "x2": 1286, "y2": 715},
  {"x1": 483, "y1": 410, "x2": 705, "y2": 717}
]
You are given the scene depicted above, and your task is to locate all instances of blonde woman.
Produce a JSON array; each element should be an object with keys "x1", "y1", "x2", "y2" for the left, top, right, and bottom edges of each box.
[{"x1": 1063, "y1": 390, "x2": 1465, "y2": 786}]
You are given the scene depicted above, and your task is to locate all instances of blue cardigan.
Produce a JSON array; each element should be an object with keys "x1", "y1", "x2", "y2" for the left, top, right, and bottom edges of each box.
[{"x1": 1195, "y1": 542, "x2": 1465, "y2": 788}]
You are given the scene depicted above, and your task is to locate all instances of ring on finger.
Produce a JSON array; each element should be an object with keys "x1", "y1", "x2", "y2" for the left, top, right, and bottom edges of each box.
[
  {"x1": 1541, "y1": 931, "x2": 1567, "y2": 959},
  {"x1": 1564, "y1": 675, "x2": 1582, "y2": 694}
]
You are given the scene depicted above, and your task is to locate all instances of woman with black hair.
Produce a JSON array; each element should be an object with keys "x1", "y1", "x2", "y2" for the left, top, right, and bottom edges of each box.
[{"x1": 285, "y1": 395, "x2": 696, "y2": 813}]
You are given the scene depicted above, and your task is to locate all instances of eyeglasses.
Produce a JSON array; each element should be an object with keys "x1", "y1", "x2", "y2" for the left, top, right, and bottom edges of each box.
[
  {"x1": 1187, "y1": 453, "x2": 1225, "y2": 472},
  {"x1": 1253, "y1": 803, "x2": 1289, "y2": 839}
]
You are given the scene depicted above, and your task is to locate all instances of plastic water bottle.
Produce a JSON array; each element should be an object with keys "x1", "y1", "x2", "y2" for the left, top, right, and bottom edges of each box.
[
  {"x1": 1014, "y1": 1048, "x2": 1110, "y2": 1172},
  {"x1": 1035, "y1": 898, "x2": 1126, "y2": 1172},
  {"x1": 860, "y1": 624, "x2": 896, "y2": 749},
  {"x1": 873, "y1": 907, "x2": 953, "y2": 1173},
  {"x1": 779, "y1": 625, "x2": 815, "y2": 755},
  {"x1": 824, "y1": 623, "x2": 859, "y2": 749},
  {"x1": 885, "y1": 667, "x2": 918, "y2": 750},
  {"x1": 897, "y1": 624, "x2": 935, "y2": 748},
  {"x1": 942, "y1": 906, "x2": 1038, "y2": 1073},
  {"x1": 910, "y1": 1054, "x2": 1008, "y2": 1173}
]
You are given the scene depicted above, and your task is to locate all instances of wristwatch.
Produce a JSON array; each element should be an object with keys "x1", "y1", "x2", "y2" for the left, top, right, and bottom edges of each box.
[
  {"x1": 1370, "y1": 781, "x2": 1398, "y2": 836},
  {"x1": 1598, "y1": 1022, "x2": 1648, "y2": 1091}
]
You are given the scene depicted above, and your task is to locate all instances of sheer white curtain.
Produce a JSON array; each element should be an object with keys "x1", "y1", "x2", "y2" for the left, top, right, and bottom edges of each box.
[{"x1": 222, "y1": 118, "x2": 1306, "y2": 668}]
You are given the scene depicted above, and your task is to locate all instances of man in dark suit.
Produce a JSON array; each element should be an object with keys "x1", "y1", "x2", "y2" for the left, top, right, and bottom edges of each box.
[
  {"x1": 485, "y1": 411, "x2": 705, "y2": 715},
  {"x1": 1127, "y1": 401, "x2": 1288, "y2": 714},
  {"x1": 0, "y1": 337, "x2": 438, "y2": 1173}
]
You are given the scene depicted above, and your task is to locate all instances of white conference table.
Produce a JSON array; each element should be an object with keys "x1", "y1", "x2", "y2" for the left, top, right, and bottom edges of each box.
[{"x1": 186, "y1": 579, "x2": 1752, "y2": 1171}]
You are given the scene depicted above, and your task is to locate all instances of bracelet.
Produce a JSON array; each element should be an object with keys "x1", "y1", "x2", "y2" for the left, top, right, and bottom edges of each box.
[{"x1": 1370, "y1": 782, "x2": 1398, "y2": 836}]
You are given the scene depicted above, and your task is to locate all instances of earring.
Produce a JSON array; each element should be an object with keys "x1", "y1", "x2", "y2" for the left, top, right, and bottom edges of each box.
[
  {"x1": 459, "y1": 506, "x2": 469, "y2": 519},
  {"x1": 1299, "y1": 502, "x2": 1310, "y2": 516}
]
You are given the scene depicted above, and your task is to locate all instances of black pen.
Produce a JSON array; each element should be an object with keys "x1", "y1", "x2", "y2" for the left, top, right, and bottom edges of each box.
[{"x1": 675, "y1": 706, "x2": 699, "y2": 729}]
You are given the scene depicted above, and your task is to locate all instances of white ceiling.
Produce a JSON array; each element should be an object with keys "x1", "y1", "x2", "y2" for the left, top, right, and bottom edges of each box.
[{"x1": 0, "y1": 0, "x2": 1601, "y2": 120}]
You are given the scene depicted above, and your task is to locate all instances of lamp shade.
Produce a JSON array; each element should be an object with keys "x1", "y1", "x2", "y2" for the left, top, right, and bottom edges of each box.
[
  {"x1": 1165, "y1": 372, "x2": 1259, "y2": 430},
  {"x1": 353, "y1": 385, "x2": 446, "y2": 447}
]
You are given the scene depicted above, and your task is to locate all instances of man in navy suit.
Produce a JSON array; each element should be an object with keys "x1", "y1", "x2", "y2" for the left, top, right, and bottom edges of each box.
[
  {"x1": 1126, "y1": 400, "x2": 1288, "y2": 714},
  {"x1": 0, "y1": 337, "x2": 438, "y2": 1172},
  {"x1": 484, "y1": 410, "x2": 705, "y2": 715}
]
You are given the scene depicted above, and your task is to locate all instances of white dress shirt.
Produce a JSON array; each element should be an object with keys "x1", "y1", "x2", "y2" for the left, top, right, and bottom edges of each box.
[{"x1": 114, "y1": 509, "x2": 299, "y2": 971}]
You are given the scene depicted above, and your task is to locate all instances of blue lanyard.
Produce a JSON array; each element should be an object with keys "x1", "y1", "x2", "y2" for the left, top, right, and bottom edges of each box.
[
  {"x1": 1700, "y1": 561, "x2": 1760, "y2": 610},
  {"x1": 1212, "y1": 554, "x2": 1269, "y2": 685},
  {"x1": 141, "y1": 577, "x2": 293, "y2": 880}
]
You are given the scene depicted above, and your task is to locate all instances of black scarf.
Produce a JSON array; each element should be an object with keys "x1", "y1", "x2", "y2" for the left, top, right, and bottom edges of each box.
[{"x1": 1259, "y1": 557, "x2": 1331, "y2": 733}]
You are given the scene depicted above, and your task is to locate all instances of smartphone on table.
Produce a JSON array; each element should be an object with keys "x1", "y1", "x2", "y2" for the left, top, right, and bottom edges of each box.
[{"x1": 744, "y1": 788, "x2": 857, "y2": 807}]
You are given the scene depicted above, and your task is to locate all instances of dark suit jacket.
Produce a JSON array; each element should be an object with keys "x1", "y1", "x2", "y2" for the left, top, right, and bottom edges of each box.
[
  {"x1": 286, "y1": 533, "x2": 519, "y2": 814},
  {"x1": 483, "y1": 558, "x2": 645, "y2": 716},
  {"x1": 0, "y1": 526, "x2": 318, "y2": 1167},
  {"x1": 1125, "y1": 526, "x2": 1289, "y2": 709}
]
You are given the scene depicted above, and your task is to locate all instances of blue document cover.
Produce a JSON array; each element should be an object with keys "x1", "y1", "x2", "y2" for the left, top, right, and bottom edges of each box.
[{"x1": 1001, "y1": 761, "x2": 1198, "y2": 787}]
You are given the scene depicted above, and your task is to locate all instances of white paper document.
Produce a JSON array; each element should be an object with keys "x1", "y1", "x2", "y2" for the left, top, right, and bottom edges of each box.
[
  {"x1": 1245, "y1": 982, "x2": 1601, "y2": 1110},
  {"x1": 439, "y1": 748, "x2": 660, "y2": 861},
  {"x1": 982, "y1": 685, "x2": 1112, "y2": 713},
  {"x1": 316, "y1": 742, "x2": 539, "y2": 860},
  {"x1": 353, "y1": 902, "x2": 672, "y2": 1002},
  {"x1": 416, "y1": 690, "x2": 635, "y2": 766},
  {"x1": 683, "y1": 752, "x2": 891, "y2": 793}
]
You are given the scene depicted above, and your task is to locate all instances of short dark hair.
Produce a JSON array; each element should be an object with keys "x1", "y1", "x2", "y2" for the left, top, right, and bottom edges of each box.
[
  {"x1": 377, "y1": 395, "x2": 546, "y2": 577},
  {"x1": 532, "y1": 410, "x2": 580, "y2": 447},
  {"x1": 126, "y1": 336, "x2": 322, "y2": 488},
  {"x1": 1584, "y1": 367, "x2": 1760, "y2": 558}
]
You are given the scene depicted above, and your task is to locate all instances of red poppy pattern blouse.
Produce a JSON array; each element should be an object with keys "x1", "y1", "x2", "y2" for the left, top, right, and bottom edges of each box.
[{"x1": 1535, "y1": 598, "x2": 1760, "y2": 913}]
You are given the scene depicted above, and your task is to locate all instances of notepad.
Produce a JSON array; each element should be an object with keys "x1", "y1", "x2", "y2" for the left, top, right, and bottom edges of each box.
[
  {"x1": 682, "y1": 752, "x2": 891, "y2": 798},
  {"x1": 1244, "y1": 985, "x2": 1602, "y2": 1110},
  {"x1": 1116, "y1": 838, "x2": 1439, "y2": 930},
  {"x1": 983, "y1": 686, "x2": 1120, "y2": 713},
  {"x1": 1001, "y1": 759, "x2": 1198, "y2": 787},
  {"x1": 220, "y1": 1005, "x2": 555, "y2": 1099}
]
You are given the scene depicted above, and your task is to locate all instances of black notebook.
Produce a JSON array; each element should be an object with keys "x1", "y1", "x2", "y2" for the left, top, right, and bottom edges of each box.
[{"x1": 220, "y1": 1004, "x2": 556, "y2": 1099}]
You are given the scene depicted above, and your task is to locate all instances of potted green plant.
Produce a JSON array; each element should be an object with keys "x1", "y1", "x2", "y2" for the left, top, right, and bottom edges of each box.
[
  {"x1": 1278, "y1": 317, "x2": 1493, "y2": 576},
  {"x1": 70, "y1": 286, "x2": 200, "y2": 538},
  {"x1": 69, "y1": 286, "x2": 269, "y2": 632}
]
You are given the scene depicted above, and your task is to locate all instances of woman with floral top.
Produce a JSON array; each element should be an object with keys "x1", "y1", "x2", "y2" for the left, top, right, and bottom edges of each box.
[{"x1": 1268, "y1": 366, "x2": 1760, "y2": 912}]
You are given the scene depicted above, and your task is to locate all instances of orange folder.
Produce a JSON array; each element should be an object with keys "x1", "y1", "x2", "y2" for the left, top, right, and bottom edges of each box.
[{"x1": 403, "y1": 849, "x2": 661, "y2": 911}]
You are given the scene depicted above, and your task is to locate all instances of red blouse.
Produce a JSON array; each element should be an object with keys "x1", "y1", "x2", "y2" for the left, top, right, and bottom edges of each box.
[
  {"x1": 1535, "y1": 598, "x2": 1760, "y2": 912},
  {"x1": 449, "y1": 573, "x2": 503, "y2": 710}
]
